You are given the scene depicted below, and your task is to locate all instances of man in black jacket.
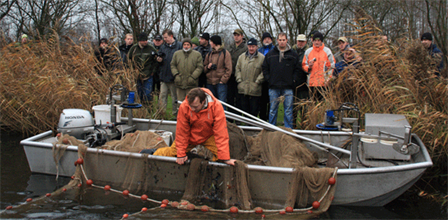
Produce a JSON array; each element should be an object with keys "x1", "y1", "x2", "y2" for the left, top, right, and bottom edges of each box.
[
  {"x1": 262, "y1": 33, "x2": 301, "y2": 129},
  {"x1": 157, "y1": 29, "x2": 182, "y2": 118},
  {"x1": 119, "y1": 33, "x2": 134, "y2": 65}
]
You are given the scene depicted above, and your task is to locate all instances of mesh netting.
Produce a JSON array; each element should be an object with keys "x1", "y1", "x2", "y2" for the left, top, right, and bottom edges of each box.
[
  {"x1": 103, "y1": 130, "x2": 169, "y2": 153},
  {"x1": 286, "y1": 167, "x2": 337, "y2": 213},
  {"x1": 244, "y1": 128, "x2": 318, "y2": 167}
]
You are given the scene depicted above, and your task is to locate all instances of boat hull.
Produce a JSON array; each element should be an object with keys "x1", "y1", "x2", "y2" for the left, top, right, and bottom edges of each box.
[{"x1": 21, "y1": 118, "x2": 432, "y2": 207}]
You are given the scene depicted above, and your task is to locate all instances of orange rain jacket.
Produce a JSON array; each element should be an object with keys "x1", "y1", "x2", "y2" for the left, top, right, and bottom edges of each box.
[
  {"x1": 302, "y1": 43, "x2": 335, "y2": 87},
  {"x1": 175, "y1": 88, "x2": 230, "y2": 160}
]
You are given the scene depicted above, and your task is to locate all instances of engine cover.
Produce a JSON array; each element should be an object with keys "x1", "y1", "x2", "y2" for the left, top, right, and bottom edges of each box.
[{"x1": 57, "y1": 109, "x2": 95, "y2": 139}]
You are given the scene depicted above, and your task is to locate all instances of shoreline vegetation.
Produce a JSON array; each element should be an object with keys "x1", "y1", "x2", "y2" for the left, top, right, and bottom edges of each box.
[{"x1": 1, "y1": 21, "x2": 446, "y2": 208}]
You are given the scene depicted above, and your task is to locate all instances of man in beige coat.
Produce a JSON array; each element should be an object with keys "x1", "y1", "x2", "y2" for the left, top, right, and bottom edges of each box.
[
  {"x1": 171, "y1": 38, "x2": 203, "y2": 101},
  {"x1": 235, "y1": 38, "x2": 264, "y2": 117}
]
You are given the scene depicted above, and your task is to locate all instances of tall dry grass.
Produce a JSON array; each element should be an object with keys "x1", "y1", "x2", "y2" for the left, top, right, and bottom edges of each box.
[{"x1": 0, "y1": 33, "x2": 155, "y2": 135}]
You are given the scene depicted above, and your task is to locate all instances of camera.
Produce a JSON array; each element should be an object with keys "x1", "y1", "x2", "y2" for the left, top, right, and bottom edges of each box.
[
  {"x1": 210, "y1": 64, "x2": 217, "y2": 70},
  {"x1": 157, "y1": 52, "x2": 166, "y2": 58}
]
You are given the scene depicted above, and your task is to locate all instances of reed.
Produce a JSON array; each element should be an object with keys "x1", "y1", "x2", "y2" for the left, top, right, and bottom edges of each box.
[{"x1": 0, "y1": 32, "x2": 159, "y2": 135}]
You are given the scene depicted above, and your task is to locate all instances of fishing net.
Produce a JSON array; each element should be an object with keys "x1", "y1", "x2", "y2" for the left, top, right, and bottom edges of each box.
[
  {"x1": 244, "y1": 128, "x2": 318, "y2": 167},
  {"x1": 181, "y1": 158, "x2": 252, "y2": 210},
  {"x1": 286, "y1": 167, "x2": 337, "y2": 213},
  {"x1": 102, "y1": 130, "x2": 169, "y2": 153}
]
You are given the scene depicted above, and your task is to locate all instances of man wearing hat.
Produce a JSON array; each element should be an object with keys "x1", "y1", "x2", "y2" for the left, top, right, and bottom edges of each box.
[
  {"x1": 302, "y1": 31, "x2": 335, "y2": 100},
  {"x1": 152, "y1": 34, "x2": 163, "y2": 50},
  {"x1": 292, "y1": 34, "x2": 310, "y2": 128},
  {"x1": 421, "y1": 32, "x2": 444, "y2": 75},
  {"x1": 203, "y1": 35, "x2": 232, "y2": 102},
  {"x1": 235, "y1": 38, "x2": 265, "y2": 117},
  {"x1": 258, "y1": 32, "x2": 275, "y2": 121},
  {"x1": 171, "y1": 38, "x2": 203, "y2": 101},
  {"x1": 128, "y1": 32, "x2": 159, "y2": 104},
  {"x1": 152, "y1": 34, "x2": 164, "y2": 92},
  {"x1": 191, "y1": 37, "x2": 199, "y2": 49},
  {"x1": 195, "y1": 33, "x2": 212, "y2": 87},
  {"x1": 334, "y1": 37, "x2": 350, "y2": 63},
  {"x1": 94, "y1": 37, "x2": 115, "y2": 74},
  {"x1": 227, "y1": 28, "x2": 247, "y2": 117}
]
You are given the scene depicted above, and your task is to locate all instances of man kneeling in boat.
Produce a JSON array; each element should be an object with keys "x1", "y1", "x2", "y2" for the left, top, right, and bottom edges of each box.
[{"x1": 144, "y1": 88, "x2": 236, "y2": 166}]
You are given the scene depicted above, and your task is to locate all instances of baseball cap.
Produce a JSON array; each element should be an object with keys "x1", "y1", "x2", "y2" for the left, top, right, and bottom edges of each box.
[{"x1": 296, "y1": 34, "x2": 306, "y2": 41}]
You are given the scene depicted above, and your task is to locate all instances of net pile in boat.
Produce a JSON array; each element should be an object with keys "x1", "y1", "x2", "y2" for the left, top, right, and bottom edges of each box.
[
  {"x1": 103, "y1": 130, "x2": 168, "y2": 153},
  {"x1": 244, "y1": 128, "x2": 318, "y2": 167}
]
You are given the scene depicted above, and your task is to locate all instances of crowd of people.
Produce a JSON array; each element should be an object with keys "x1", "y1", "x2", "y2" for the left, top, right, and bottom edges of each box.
[{"x1": 93, "y1": 29, "x2": 444, "y2": 128}]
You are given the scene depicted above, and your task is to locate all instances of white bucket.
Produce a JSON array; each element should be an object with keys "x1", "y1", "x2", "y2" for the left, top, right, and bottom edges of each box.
[
  {"x1": 92, "y1": 105, "x2": 123, "y2": 125},
  {"x1": 149, "y1": 130, "x2": 173, "y2": 146}
]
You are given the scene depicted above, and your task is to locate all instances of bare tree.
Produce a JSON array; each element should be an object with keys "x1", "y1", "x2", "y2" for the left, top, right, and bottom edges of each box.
[
  {"x1": 8, "y1": 0, "x2": 86, "y2": 38},
  {"x1": 0, "y1": 0, "x2": 17, "y2": 21},
  {"x1": 425, "y1": 0, "x2": 447, "y2": 74},
  {"x1": 173, "y1": 0, "x2": 218, "y2": 38},
  {"x1": 101, "y1": 0, "x2": 173, "y2": 39}
]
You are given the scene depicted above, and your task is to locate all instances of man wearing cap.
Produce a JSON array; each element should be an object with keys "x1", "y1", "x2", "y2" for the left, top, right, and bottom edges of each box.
[
  {"x1": 128, "y1": 32, "x2": 159, "y2": 104},
  {"x1": 258, "y1": 32, "x2": 275, "y2": 121},
  {"x1": 262, "y1": 33, "x2": 301, "y2": 129},
  {"x1": 421, "y1": 32, "x2": 444, "y2": 75},
  {"x1": 152, "y1": 34, "x2": 164, "y2": 50},
  {"x1": 302, "y1": 31, "x2": 335, "y2": 100},
  {"x1": 235, "y1": 38, "x2": 264, "y2": 117},
  {"x1": 157, "y1": 29, "x2": 183, "y2": 118},
  {"x1": 292, "y1": 34, "x2": 309, "y2": 128},
  {"x1": 203, "y1": 35, "x2": 232, "y2": 102},
  {"x1": 227, "y1": 29, "x2": 247, "y2": 117},
  {"x1": 171, "y1": 38, "x2": 203, "y2": 101},
  {"x1": 152, "y1": 34, "x2": 164, "y2": 92},
  {"x1": 195, "y1": 33, "x2": 212, "y2": 87},
  {"x1": 334, "y1": 37, "x2": 350, "y2": 63},
  {"x1": 119, "y1": 33, "x2": 134, "y2": 65}
]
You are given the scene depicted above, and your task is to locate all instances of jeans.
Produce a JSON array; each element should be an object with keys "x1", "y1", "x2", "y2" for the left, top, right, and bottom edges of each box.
[
  {"x1": 137, "y1": 76, "x2": 153, "y2": 103},
  {"x1": 206, "y1": 83, "x2": 227, "y2": 102},
  {"x1": 268, "y1": 89, "x2": 294, "y2": 128}
]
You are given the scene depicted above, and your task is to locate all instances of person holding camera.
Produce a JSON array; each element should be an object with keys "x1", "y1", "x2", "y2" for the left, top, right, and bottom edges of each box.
[
  {"x1": 128, "y1": 32, "x2": 159, "y2": 104},
  {"x1": 171, "y1": 38, "x2": 203, "y2": 101},
  {"x1": 203, "y1": 35, "x2": 232, "y2": 102}
]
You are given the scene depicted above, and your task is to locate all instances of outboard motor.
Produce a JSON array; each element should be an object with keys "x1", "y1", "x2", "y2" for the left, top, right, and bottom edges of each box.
[{"x1": 57, "y1": 109, "x2": 95, "y2": 139}]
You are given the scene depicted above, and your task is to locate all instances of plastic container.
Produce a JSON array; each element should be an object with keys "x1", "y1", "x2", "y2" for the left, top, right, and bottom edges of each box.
[
  {"x1": 149, "y1": 130, "x2": 173, "y2": 146},
  {"x1": 92, "y1": 105, "x2": 123, "y2": 125}
]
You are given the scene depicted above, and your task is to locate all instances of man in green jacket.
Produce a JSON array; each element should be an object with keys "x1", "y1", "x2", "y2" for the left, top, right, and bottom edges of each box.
[
  {"x1": 171, "y1": 38, "x2": 204, "y2": 101},
  {"x1": 128, "y1": 32, "x2": 159, "y2": 104},
  {"x1": 235, "y1": 38, "x2": 265, "y2": 117}
]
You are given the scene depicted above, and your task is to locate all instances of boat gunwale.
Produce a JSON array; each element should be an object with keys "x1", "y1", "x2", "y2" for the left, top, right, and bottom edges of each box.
[{"x1": 20, "y1": 130, "x2": 433, "y2": 176}]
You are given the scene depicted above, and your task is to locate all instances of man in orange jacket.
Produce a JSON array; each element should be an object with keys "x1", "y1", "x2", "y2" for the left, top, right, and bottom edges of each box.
[
  {"x1": 152, "y1": 88, "x2": 236, "y2": 166},
  {"x1": 302, "y1": 31, "x2": 335, "y2": 100}
]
